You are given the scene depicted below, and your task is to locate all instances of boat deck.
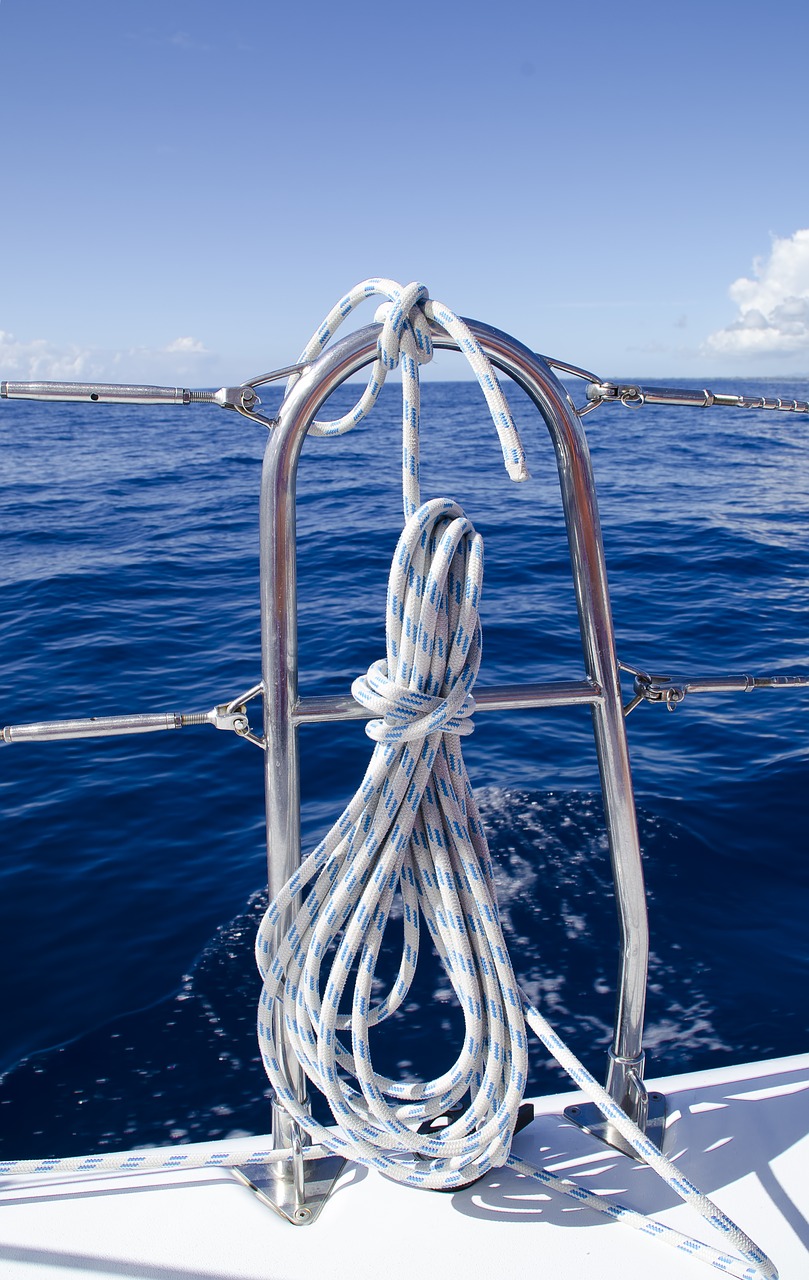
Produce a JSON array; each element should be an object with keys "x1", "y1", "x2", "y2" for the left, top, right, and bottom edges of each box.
[{"x1": 2, "y1": 1053, "x2": 807, "y2": 1280}]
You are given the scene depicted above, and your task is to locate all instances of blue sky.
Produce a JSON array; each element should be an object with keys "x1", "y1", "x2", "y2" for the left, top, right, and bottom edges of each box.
[{"x1": 2, "y1": 0, "x2": 809, "y2": 384}]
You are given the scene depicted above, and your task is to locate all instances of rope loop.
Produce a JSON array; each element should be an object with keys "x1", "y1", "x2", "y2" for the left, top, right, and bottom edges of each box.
[
  {"x1": 291, "y1": 277, "x2": 528, "y2": 519},
  {"x1": 352, "y1": 497, "x2": 481, "y2": 742},
  {"x1": 374, "y1": 280, "x2": 433, "y2": 371}
]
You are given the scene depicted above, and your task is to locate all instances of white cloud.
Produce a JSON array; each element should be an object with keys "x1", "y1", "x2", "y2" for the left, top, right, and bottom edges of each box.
[
  {"x1": 706, "y1": 229, "x2": 809, "y2": 357},
  {"x1": 0, "y1": 331, "x2": 96, "y2": 381},
  {"x1": 0, "y1": 332, "x2": 217, "y2": 383},
  {"x1": 164, "y1": 336, "x2": 207, "y2": 354}
]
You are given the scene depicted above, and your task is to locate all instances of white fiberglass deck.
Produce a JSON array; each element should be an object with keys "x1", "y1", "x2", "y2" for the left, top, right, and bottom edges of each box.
[{"x1": 1, "y1": 1053, "x2": 807, "y2": 1280}]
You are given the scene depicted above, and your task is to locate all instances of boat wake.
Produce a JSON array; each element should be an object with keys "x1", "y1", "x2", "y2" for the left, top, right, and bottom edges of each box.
[{"x1": 0, "y1": 789, "x2": 734, "y2": 1159}]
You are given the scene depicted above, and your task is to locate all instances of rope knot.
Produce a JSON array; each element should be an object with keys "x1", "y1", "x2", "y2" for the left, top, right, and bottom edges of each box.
[
  {"x1": 373, "y1": 281, "x2": 434, "y2": 371},
  {"x1": 350, "y1": 498, "x2": 483, "y2": 743},
  {"x1": 293, "y1": 277, "x2": 528, "y2": 518},
  {"x1": 352, "y1": 658, "x2": 477, "y2": 743}
]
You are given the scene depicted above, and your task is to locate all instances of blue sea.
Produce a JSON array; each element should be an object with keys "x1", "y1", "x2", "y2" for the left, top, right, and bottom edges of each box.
[{"x1": 1, "y1": 374, "x2": 807, "y2": 1157}]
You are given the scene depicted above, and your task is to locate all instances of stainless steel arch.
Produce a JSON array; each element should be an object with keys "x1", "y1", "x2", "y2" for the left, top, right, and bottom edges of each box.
[{"x1": 259, "y1": 318, "x2": 651, "y2": 1154}]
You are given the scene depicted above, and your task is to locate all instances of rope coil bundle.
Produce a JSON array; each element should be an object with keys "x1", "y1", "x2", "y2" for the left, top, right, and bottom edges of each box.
[{"x1": 256, "y1": 496, "x2": 528, "y2": 1188}]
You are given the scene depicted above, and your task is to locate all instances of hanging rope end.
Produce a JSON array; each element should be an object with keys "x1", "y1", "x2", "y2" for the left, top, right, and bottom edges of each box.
[{"x1": 507, "y1": 458, "x2": 531, "y2": 483}]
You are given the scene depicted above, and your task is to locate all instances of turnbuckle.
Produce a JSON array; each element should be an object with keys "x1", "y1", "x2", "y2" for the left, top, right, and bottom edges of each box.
[
  {"x1": 2, "y1": 683, "x2": 266, "y2": 749},
  {"x1": 0, "y1": 362, "x2": 310, "y2": 431},
  {"x1": 208, "y1": 683, "x2": 265, "y2": 748},
  {"x1": 584, "y1": 381, "x2": 809, "y2": 415},
  {"x1": 619, "y1": 662, "x2": 809, "y2": 716}
]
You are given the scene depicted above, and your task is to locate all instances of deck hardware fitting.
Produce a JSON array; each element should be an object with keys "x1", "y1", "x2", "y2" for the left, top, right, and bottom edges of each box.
[
  {"x1": 565, "y1": 1091, "x2": 667, "y2": 1158},
  {"x1": 232, "y1": 1145, "x2": 346, "y2": 1226},
  {"x1": 618, "y1": 662, "x2": 809, "y2": 717}
]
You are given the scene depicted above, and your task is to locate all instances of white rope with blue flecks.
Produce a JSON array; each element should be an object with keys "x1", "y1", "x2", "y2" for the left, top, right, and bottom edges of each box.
[
  {"x1": 0, "y1": 282, "x2": 776, "y2": 1280},
  {"x1": 288, "y1": 277, "x2": 529, "y2": 519}
]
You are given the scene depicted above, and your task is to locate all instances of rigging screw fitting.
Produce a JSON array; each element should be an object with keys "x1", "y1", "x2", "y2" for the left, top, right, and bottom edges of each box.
[{"x1": 212, "y1": 386, "x2": 260, "y2": 411}]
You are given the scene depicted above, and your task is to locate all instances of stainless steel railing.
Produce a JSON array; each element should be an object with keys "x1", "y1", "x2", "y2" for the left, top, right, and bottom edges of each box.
[{"x1": 257, "y1": 318, "x2": 653, "y2": 1150}]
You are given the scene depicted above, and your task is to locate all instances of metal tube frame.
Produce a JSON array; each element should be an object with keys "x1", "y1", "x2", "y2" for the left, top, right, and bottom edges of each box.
[{"x1": 260, "y1": 318, "x2": 651, "y2": 1168}]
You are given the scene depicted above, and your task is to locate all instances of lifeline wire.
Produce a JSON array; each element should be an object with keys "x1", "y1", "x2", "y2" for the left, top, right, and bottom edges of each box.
[{"x1": 0, "y1": 282, "x2": 776, "y2": 1280}]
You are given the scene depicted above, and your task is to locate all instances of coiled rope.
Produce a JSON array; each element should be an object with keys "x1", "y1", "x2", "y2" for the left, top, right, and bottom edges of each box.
[
  {"x1": 0, "y1": 282, "x2": 776, "y2": 1280},
  {"x1": 256, "y1": 495, "x2": 526, "y2": 1188}
]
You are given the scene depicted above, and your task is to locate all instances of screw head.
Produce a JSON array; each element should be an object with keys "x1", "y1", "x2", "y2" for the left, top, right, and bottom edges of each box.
[
  {"x1": 293, "y1": 1207, "x2": 311, "y2": 1223},
  {"x1": 232, "y1": 716, "x2": 248, "y2": 733}
]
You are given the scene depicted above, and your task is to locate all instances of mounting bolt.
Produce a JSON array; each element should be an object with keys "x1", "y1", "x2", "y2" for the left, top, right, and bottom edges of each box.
[
  {"x1": 232, "y1": 715, "x2": 248, "y2": 733},
  {"x1": 293, "y1": 1207, "x2": 311, "y2": 1223}
]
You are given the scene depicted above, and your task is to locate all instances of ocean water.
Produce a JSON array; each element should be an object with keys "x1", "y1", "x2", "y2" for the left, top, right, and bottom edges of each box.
[{"x1": 0, "y1": 374, "x2": 807, "y2": 1157}]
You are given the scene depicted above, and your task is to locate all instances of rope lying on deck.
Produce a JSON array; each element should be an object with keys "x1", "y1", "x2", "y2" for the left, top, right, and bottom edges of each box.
[{"x1": 0, "y1": 282, "x2": 776, "y2": 1280}]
